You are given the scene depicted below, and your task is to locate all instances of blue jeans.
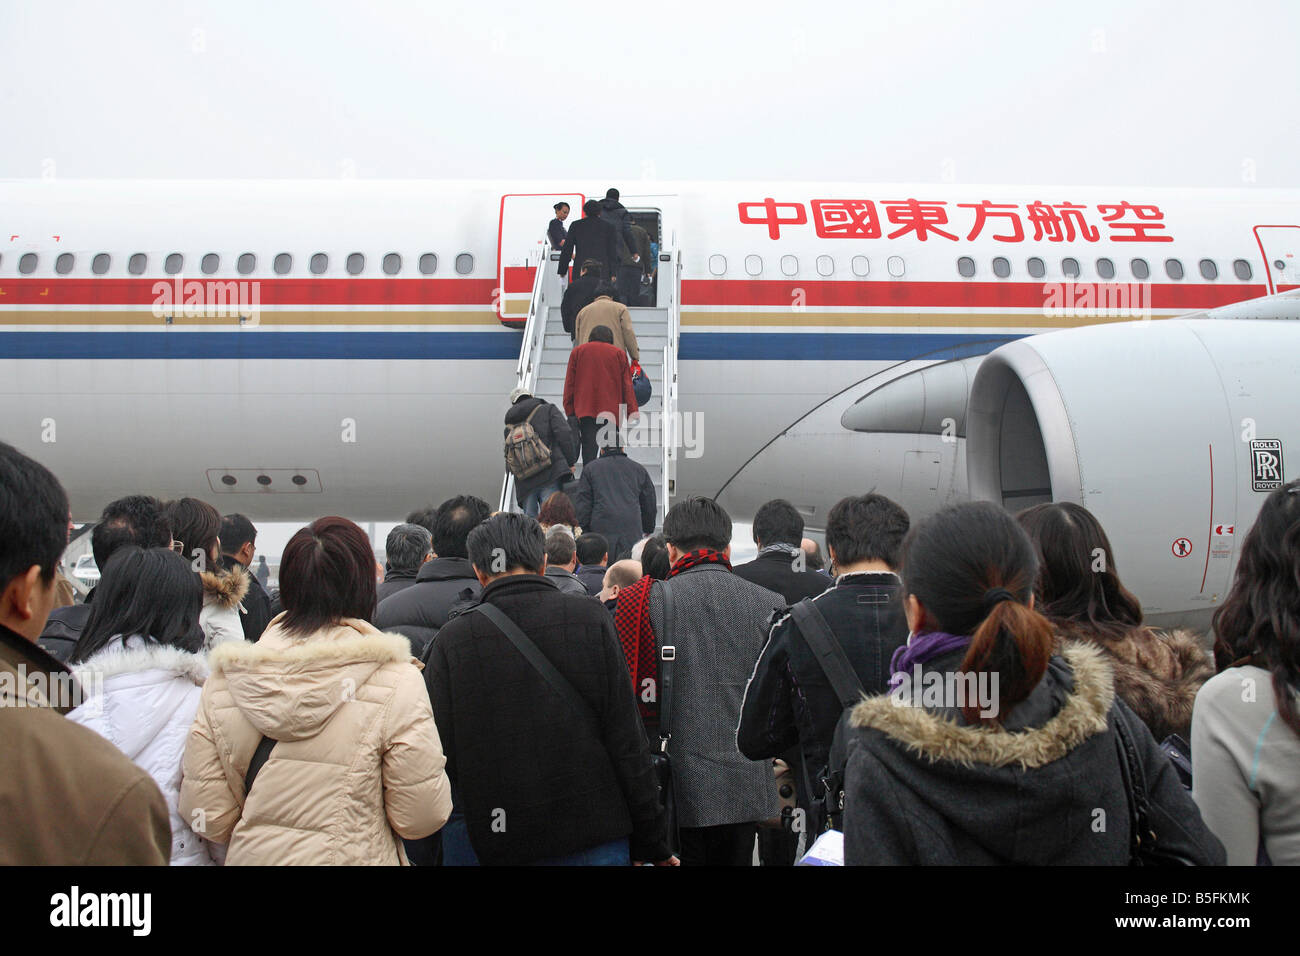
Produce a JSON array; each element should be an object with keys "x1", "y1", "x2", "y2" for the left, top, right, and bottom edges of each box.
[
  {"x1": 521, "y1": 480, "x2": 562, "y2": 518},
  {"x1": 440, "y1": 814, "x2": 630, "y2": 866}
]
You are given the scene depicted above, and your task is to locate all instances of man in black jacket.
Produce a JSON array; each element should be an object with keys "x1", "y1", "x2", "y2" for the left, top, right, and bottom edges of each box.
[
  {"x1": 39, "y1": 495, "x2": 171, "y2": 662},
  {"x1": 220, "y1": 513, "x2": 274, "y2": 642},
  {"x1": 503, "y1": 387, "x2": 578, "y2": 516},
  {"x1": 424, "y1": 512, "x2": 676, "y2": 866},
  {"x1": 561, "y1": 259, "x2": 603, "y2": 339},
  {"x1": 574, "y1": 532, "x2": 608, "y2": 596},
  {"x1": 571, "y1": 440, "x2": 657, "y2": 562},
  {"x1": 732, "y1": 499, "x2": 832, "y2": 605},
  {"x1": 557, "y1": 199, "x2": 622, "y2": 283},
  {"x1": 737, "y1": 493, "x2": 911, "y2": 822},
  {"x1": 373, "y1": 495, "x2": 491, "y2": 661},
  {"x1": 375, "y1": 522, "x2": 432, "y2": 603}
]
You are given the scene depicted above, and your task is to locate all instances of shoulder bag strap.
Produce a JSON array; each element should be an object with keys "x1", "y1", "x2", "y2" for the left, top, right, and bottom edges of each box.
[
  {"x1": 243, "y1": 735, "x2": 277, "y2": 798},
  {"x1": 1112, "y1": 706, "x2": 1152, "y2": 862},
  {"x1": 658, "y1": 579, "x2": 676, "y2": 750},
  {"x1": 789, "y1": 598, "x2": 865, "y2": 709},
  {"x1": 474, "y1": 603, "x2": 598, "y2": 727}
]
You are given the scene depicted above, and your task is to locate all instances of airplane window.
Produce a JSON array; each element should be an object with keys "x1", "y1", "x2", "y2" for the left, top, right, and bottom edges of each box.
[
  {"x1": 1275, "y1": 259, "x2": 1286, "y2": 271},
  {"x1": 310, "y1": 253, "x2": 329, "y2": 275},
  {"x1": 816, "y1": 255, "x2": 834, "y2": 277},
  {"x1": 1165, "y1": 258, "x2": 1184, "y2": 280},
  {"x1": 851, "y1": 255, "x2": 869, "y2": 277},
  {"x1": 1027, "y1": 257, "x2": 1045, "y2": 278},
  {"x1": 455, "y1": 253, "x2": 474, "y2": 275},
  {"x1": 780, "y1": 255, "x2": 798, "y2": 277},
  {"x1": 347, "y1": 253, "x2": 366, "y2": 276},
  {"x1": 1232, "y1": 259, "x2": 1252, "y2": 280},
  {"x1": 1129, "y1": 258, "x2": 1149, "y2": 280},
  {"x1": 55, "y1": 253, "x2": 75, "y2": 275},
  {"x1": 1096, "y1": 257, "x2": 1115, "y2": 279},
  {"x1": 274, "y1": 253, "x2": 292, "y2": 275},
  {"x1": 419, "y1": 253, "x2": 438, "y2": 275},
  {"x1": 237, "y1": 253, "x2": 256, "y2": 276},
  {"x1": 1061, "y1": 257, "x2": 1080, "y2": 279},
  {"x1": 708, "y1": 254, "x2": 727, "y2": 276},
  {"x1": 164, "y1": 253, "x2": 182, "y2": 275},
  {"x1": 887, "y1": 256, "x2": 905, "y2": 278},
  {"x1": 745, "y1": 255, "x2": 762, "y2": 277},
  {"x1": 128, "y1": 253, "x2": 148, "y2": 275},
  {"x1": 992, "y1": 257, "x2": 1011, "y2": 278},
  {"x1": 383, "y1": 253, "x2": 402, "y2": 276},
  {"x1": 19, "y1": 253, "x2": 38, "y2": 274},
  {"x1": 957, "y1": 256, "x2": 976, "y2": 278},
  {"x1": 1198, "y1": 259, "x2": 1218, "y2": 280},
  {"x1": 201, "y1": 253, "x2": 220, "y2": 275}
]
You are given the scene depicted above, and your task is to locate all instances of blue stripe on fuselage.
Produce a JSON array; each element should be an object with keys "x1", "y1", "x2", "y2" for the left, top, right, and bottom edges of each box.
[{"x1": 0, "y1": 330, "x2": 1021, "y2": 361}]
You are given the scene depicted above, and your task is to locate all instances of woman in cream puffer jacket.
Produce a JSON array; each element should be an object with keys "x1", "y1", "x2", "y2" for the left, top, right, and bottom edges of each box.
[{"x1": 179, "y1": 518, "x2": 452, "y2": 865}]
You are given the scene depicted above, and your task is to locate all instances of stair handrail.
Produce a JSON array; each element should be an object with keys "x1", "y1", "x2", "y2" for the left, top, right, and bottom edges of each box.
[
  {"x1": 500, "y1": 239, "x2": 554, "y2": 512},
  {"x1": 659, "y1": 248, "x2": 682, "y2": 526}
]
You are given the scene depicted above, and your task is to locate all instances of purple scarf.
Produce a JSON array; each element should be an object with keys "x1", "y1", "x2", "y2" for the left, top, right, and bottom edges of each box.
[{"x1": 888, "y1": 631, "x2": 971, "y2": 690}]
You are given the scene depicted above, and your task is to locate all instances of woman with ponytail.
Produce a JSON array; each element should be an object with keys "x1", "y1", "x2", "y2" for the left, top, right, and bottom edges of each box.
[
  {"x1": 841, "y1": 501, "x2": 1223, "y2": 865},
  {"x1": 1193, "y1": 480, "x2": 1300, "y2": 864}
]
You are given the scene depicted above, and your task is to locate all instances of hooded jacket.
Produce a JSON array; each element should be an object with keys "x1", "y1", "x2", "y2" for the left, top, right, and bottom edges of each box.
[
  {"x1": 373, "y1": 556, "x2": 483, "y2": 661},
  {"x1": 178, "y1": 616, "x2": 452, "y2": 865},
  {"x1": 0, "y1": 623, "x2": 172, "y2": 865},
  {"x1": 1052, "y1": 621, "x2": 1213, "y2": 742},
  {"x1": 68, "y1": 638, "x2": 219, "y2": 865},
  {"x1": 571, "y1": 449, "x2": 657, "y2": 562},
  {"x1": 841, "y1": 643, "x2": 1225, "y2": 865},
  {"x1": 200, "y1": 567, "x2": 249, "y2": 649}
]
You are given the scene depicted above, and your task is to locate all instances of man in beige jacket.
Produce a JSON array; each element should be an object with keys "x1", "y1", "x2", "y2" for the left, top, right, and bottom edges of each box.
[
  {"x1": 574, "y1": 284, "x2": 640, "y2": 363},
  {"x1": 0, "y1": 441, "x2": 171, "y2": 865}
]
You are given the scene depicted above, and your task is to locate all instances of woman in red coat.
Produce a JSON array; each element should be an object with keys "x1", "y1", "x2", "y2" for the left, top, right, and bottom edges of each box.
[{"x1": 563, "y1": 325, "x2": 639, "y2": 465}]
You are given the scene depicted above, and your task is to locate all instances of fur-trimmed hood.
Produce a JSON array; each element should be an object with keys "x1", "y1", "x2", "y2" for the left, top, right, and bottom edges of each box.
[
  {"x1": 201, "y1": 566, "x2": 249, "y2": 611},
  {"x1": 208, "y1": 616, "x2": 415, "y2": 740},
  {"x1": 72, "y1": 637, "x2": 209, "y2": 686},
  {"x1": 850, "y1": 642, "x2": 1114, "y2": 769},
  {"x1": 1052, "y1": 622, "x2": 1212, "y2": 742}
]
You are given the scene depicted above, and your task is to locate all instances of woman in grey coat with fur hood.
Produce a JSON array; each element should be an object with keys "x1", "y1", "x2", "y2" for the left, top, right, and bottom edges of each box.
[{"x1": 841, "y1": 502, "x2": 1223, "y2": 866}]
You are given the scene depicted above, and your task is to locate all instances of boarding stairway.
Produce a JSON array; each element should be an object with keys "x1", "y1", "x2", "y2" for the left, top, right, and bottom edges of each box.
[{"x1": 501, "y1": 243, "x2": 681, "y2": 528}]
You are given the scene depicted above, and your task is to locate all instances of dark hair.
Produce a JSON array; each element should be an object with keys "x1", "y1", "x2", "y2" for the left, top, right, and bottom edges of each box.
[
  {"x1": 640, "y1": 535, "x2": 671, "y2": 580},
  {"x1": 432, "y1": 495, "x2": 491, "y2": 559},
  {"x1": 1016, "y1": 502, "x2": 1144, "y2": 638},
  {"x1": 576, "y1": 532, "x2": 608, "y2": 566},
  {"x1": 825, "y1": 493, "x2": 910, "y2": 569},
  {"x1": 752, "y1": 499, "x2": 803, "y2": 548},
  {"x1": 554, "y1": 201, "x2": 569, "y2": 212},
  {"x1": 582, "y1": 199, "x2": 601, "y2": 217},
  {"x1": 538, "y1": 491, "x2": 578, "y2": 530},
  {"x1": 386, "y1": 523, "x2": 432, "y2": 573},
  {"x1": 1212, "y1": 480, "x2": 1300, "y2": 735},
  {"x1": 579, "y1": 259, "x2": 603, "y2": 277},
  {"x1": 91, "y1": 495, "x2": 171, "y2": 571},
  {"x1": 468, "y1": 513, "x2": 545, "y2": 576},
  {"x1": 164, "y1": 498, "x2": 222, "y2": 569},
  {"x1": 545, "y1": 528, "x2": 576, "y2": 567},
  {"x1": 900, "y1": 501, "x2": 1054, "y2": 724},
  {"x1": 405, "y1": 507, "x2": 437, "y2": 538},
  {"x1": 594, "y1": 282, "x2": 618, "y2": 299},
  {"x1": 279, "y1": 517, "x2": 377, "y2": 635},
  {"x1": 72, "y1": 547, "x2": 204, "y2": 662},
  {"x1": 219, "y1": 513, "x2": 257, "y2": 556},
  {"x1": 589, "y1": 325, "x2": 615, "y2": 345},
  {"x1": 605, "y1": 188, "x2": 620, "y2": 201},
  {"x1": 663, "y1": 496, "x2": 731, "y2": 553},
  {"x1": 0, "y1": 441, "x2": 68, "y2": 588}
]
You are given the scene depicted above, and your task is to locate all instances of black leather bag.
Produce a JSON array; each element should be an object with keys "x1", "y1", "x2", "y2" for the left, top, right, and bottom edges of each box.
[
  {"x1": 651, "y1": 579, "x2": 679, "y2": 854},
  {"x1": 1114, "y1": 708, "x2": 1198, "y2": 866}
]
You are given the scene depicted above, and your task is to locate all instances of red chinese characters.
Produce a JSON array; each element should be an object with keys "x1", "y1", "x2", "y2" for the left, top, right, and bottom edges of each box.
[
  {"x1": 811, "y1": 200, "x2": 881, "y2": 238},
  {"x1": 958, "y1": 201, "x2": 1024, "y2": 242},
  {"x1": 882, "y1": 199, "x2": 958, "y2": 241},
  {"x1": 1097, "y1": 201, "x2": 1173, "y2": 242},
  {"x1": 737, "y1": 198, "x2": 807, "y2": 240}
]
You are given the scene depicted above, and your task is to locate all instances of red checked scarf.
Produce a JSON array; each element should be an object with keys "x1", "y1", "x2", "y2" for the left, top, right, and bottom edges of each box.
[{"x1": 613, "y1": 549, "x2": 732, "y2": 723}]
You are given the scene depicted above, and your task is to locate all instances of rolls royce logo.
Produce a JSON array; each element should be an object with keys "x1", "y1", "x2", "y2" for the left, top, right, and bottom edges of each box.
[{"x1": 1250, "y1": 439, "x2": 1284, "y2": 492}]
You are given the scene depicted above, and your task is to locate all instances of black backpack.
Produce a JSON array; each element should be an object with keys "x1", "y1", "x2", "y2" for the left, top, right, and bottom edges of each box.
[{"x1": 788, "y1": 598, "x2": 864, "y2": 835}]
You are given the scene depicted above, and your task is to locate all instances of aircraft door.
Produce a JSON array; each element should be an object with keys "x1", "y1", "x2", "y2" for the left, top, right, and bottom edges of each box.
[
  {"x1": 497, "y1": 192, "x2": 583, "y2": 325},
  {"x1": 1254, "y1": 225, "x2": 1300, "y2": 294}
]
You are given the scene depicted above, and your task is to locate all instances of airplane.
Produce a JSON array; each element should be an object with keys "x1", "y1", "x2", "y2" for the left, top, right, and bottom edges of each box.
[{"x1": 2, "y1": 178, "x2": 1298, "y2": 629}]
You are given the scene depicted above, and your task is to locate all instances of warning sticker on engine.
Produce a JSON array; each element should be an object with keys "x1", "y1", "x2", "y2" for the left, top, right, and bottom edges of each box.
[{"x1": 1250, "y1": 440, "x2": 1284, "y2": 492}]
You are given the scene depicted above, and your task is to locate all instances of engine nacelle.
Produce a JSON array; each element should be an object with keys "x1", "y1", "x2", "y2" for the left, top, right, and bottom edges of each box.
[{"x1": 967, "y1": 319, "x2": 1299, "y2": 628}]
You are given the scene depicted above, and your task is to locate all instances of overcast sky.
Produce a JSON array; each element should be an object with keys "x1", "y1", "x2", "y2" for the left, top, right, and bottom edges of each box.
[{"x1": 3, "y1": 0, "x2": 1296, "y2": 187}]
